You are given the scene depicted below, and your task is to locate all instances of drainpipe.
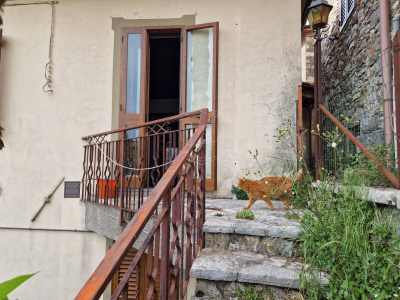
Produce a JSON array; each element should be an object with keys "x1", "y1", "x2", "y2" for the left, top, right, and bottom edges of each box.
[
  {"x1": 378, "y1": 0, "x2": 394, "y2": 145},
  {"x1": 394, "y1": 15, "x2": 400, "y2": 33}
]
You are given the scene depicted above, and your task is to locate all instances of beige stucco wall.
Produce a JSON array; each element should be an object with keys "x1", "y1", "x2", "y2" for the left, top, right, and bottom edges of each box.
[{"x1": 0, "y1": 0, "x2": 301, "y2": 298}]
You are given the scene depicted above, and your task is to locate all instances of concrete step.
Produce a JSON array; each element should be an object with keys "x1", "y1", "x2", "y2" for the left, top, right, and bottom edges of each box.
[
  {"x1": 190, "y1": 248, "x2": 328, "y2": 299},
  {"x1": 205, "y1": 199, "x2": 303, "y2": 256}
]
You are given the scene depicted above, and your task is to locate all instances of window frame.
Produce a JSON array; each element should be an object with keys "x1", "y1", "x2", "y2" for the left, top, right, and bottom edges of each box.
[{"x1": 340, "y1": 0, "x2": 356, "y2": 32}]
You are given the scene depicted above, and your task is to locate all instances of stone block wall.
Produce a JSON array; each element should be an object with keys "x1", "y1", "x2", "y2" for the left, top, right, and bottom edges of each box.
[
  {"x1": 302, "y1": 28, "x2": 315, "y2": 84},
  {"x1": 320, "y1": 0, "x2": 400, "y2": 148}
]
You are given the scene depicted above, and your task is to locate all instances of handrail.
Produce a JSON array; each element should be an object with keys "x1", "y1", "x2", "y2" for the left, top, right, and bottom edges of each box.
[
  {"x1": 82, "y1": 110, "x2": 205, "y2": 140},
  {"x1": 319, "y1": 103, "x2": 399, "y2": 188},
  {"x1": 75, "y1": 108, "x2": 208, "y2": 300}
]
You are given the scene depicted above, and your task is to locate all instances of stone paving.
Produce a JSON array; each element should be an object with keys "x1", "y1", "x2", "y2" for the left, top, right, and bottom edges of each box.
[{"x1": 205, "y1": 199, "x2": 303, "y2": 239}]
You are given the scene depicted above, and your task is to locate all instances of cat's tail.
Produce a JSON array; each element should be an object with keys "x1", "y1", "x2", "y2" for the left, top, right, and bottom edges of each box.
[{"x1": 294, "y1": 169, "x2": 303, "y2": 182}]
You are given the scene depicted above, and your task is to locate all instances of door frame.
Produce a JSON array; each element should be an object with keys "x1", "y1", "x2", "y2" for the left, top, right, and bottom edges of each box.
[{"x1": 119, "y1": 23, "x2": 218, "y2": 191}]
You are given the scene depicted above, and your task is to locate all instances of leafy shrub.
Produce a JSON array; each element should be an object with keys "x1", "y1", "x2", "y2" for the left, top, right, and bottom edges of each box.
[
  {"x1": 231, "y1": 185, "x2": 249, "y2": 200},
  {"x1": 343, "y1": 142, "x2": 397, "y2": 188},
  {"x1": 297, "y1": 182, "x2": 400, "y2": 299},
  {"x1": 236, "y1": 210, "x2": 255, "y2": 220},
  {"x1": 237, "y1": 285, "x2": 266, "y2": 300},
  {"x1": 270, "y1": 118, "x2": 400, "y2": 299}
]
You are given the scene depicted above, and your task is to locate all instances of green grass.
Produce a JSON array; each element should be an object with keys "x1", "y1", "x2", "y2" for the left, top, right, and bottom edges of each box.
[{"x1": 236, "y1": 210, "x2": 255, "y2": 220}]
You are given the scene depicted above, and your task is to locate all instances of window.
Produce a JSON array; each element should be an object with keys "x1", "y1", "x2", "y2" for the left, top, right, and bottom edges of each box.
[{"x1": 340, "y1": 0, "x2": 355, "y2": 31}]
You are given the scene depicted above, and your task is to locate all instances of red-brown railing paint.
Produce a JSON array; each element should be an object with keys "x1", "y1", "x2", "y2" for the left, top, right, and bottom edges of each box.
[
  {"x1": 319, "y1": 104, "x2": 399, "y2": 188},
  {"x1": 393, "y1": 30, "x2": 400, "y2": 189},
  {"x1": 76, "y1": 109, "x2": 208, "y2": 300}
]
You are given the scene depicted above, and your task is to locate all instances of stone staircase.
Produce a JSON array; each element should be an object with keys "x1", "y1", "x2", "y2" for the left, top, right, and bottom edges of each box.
[
  {"x1": 189, "y1": 199, "x2": 315, "y2": 300},
  {"x1": 190, "y1": 185, "x2": 400, "y2": 299}
]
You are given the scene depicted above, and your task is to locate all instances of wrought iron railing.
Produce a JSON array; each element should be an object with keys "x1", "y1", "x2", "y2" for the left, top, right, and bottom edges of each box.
[
  {"x1": 76, "y1": 108, "x2": 207, "y2": 300},
  {"x1": 81, "y1": 110, "x2": 206, "y2": 225}
]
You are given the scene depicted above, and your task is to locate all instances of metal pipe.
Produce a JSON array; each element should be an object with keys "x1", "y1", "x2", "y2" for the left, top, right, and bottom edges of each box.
[
  {"x1": 0, "y1": 227, "x2": 92, "y2": 233},
  {"x1": 298, "y1": 85, "x2": 303, "y2": 191},
  {"x1": 393, "y1": 31, "x2": 400, "y2": 188},
  {"x1": 314, "y1": 27, "x2": 322, "y2": 180},
  {"x1": 379, "y1": 0, "x2": 394, "y2": 145},
  {"x1": 394, "y1": 15, "x2": 400, "y2": 32}
]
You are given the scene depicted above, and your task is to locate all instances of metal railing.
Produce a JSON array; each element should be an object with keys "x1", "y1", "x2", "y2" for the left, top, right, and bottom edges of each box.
[
  {"x1": 299, "y1": 30, "x2": 400, "y2": 189},
  {"x1": 76, "y1": 109, "x2": 207, "y2": 299},
  {"x1": 82, "y1": 110, "x2": 206, "y2": 225}
]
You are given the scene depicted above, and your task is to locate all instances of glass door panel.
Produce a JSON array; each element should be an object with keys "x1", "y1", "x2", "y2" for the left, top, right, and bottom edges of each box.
[
  {"x1": 126, "y1": 34, "x2": 142, "y2": 114},
  {"x1": 181, "y1": 22, "x2": 218, "y2": 191},
  {"x1": 120, "y1": 28, "x2": 148, "y2": 189},
  {"x1": 186, "y1": 27, "x2": 214, "y2": 112}
]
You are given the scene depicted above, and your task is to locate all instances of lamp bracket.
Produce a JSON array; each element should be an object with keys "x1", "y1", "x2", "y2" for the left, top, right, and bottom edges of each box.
[{"x1": 313, "y1": 24, "x2": 331, "y2": 41}]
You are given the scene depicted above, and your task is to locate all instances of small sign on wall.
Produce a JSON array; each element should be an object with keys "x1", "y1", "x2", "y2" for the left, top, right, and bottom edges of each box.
[{"x1": 64, "y1": 181, "x2": 80, "y2": 198}]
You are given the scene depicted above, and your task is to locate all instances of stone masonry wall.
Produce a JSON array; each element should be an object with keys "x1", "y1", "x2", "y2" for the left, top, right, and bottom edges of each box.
[
  {"x1": 321, "y1": 0, "x2": 400, "y2": 147},
  {"x1": 302, "y1": 29, "x2": 315, "y2": 84}
]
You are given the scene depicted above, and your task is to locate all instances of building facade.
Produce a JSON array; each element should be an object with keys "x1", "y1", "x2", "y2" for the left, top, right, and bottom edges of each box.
[{"x1": 0, "y1": 0, "x2": 302, "y2": 298}]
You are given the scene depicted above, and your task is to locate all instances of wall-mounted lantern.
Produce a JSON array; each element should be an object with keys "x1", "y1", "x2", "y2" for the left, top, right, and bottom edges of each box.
[{"x1": 306, "y1": 0, "x2": 333, "y2": 30}]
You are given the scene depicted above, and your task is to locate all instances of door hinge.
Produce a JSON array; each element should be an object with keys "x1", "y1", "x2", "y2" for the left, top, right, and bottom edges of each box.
[
  {"x1": 122, "y1": 36, "x2": 124, "y2": 43},
  {"x1": 120, "y1": 104, "x2": 122, "y2": 111},
  {"x1": 179, "y1": 105, "x2": 182, "y2": 112},
  {"x1": 181, "y1": 36, "x2": 183, "y2": 42}
]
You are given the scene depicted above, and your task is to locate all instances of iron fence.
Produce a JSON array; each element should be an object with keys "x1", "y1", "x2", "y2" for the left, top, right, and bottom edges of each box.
[{"x1": 76, "y1": 109, "x2": 208, "y2": 300}]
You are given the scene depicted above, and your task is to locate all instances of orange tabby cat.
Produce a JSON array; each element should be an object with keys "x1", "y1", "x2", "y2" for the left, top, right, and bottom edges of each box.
[{"x1": 238, "y1": 170, "x2": 302, "y2": 211}]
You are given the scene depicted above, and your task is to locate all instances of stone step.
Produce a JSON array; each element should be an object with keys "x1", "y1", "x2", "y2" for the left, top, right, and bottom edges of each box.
[
  {"x1": 205, "y1": 232, "x2": 301, "y2": 257},
  {"x1": 191, "y1": 281, "x2": 299, "y2": 300},
  {"x1": 190, "y1": 248, "x2": 328, "y2": 300},
  {"x1": 205, "y1": 199, "x2": 303, "y2": 256},
  {"x1": 190, "y1": 248, "x2": 313, "y2": 289}
]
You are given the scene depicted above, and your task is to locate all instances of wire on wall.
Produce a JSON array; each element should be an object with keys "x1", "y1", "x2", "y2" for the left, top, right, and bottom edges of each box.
[
  {"x1": 5, "y1": 1, "x2": 58, "y2": 92},
  {"x1": 43, "y1": 2, "x2": 55, "y2": 92}
]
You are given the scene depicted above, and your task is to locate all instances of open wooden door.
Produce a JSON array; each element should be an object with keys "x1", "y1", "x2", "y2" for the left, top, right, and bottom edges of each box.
[
  {"x1": 180, "y1": 22, "x2": 218, "y2": 191},
  {"x1": 120, "y1": 27, "x2": 149, "y2": 188}
]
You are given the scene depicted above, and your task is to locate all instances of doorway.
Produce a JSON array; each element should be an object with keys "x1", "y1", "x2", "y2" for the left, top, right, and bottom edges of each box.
[
  {"x1": 147, "y1": 32, "x2": 181, "y2": 186},
  {"x1": 119, "y1": 23, "x2": 219, "y2": 191},
  {"x1": 148, "y1": 32, "x2": 181, "y2": 128}
]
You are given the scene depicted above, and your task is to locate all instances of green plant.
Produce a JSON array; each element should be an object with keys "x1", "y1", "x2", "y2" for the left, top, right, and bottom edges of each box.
[
  {"x1": 231, "y1": 185, "x2": 249, "y2": 200},
  {"x1": 264, "y1": 286, "x2": 276, "y2": 300},
  {"x1": 298, "y1": 186, "x2": 400, "y2": 299},
  {"x1": 237, "y1": 285, "x2": 267, "y2": 300},
  {"x1": 0, "y1": 272, "x2": 38, "y2": 300},
  {"x1": 343, "y1": 142, "x2": 397, "y2": 188},
  {"x1": 265, "y1": 118, "x2": 400, "y2": 299},
  {"x1": 284, "y1": 212, "x2": 298, "y2": 219},
  {"x1": 236, "y1": 209, "x2": 255, "y2": 220},
  {"x1": 214, "y1": 212, "x2": 223, "y2": 217}
]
